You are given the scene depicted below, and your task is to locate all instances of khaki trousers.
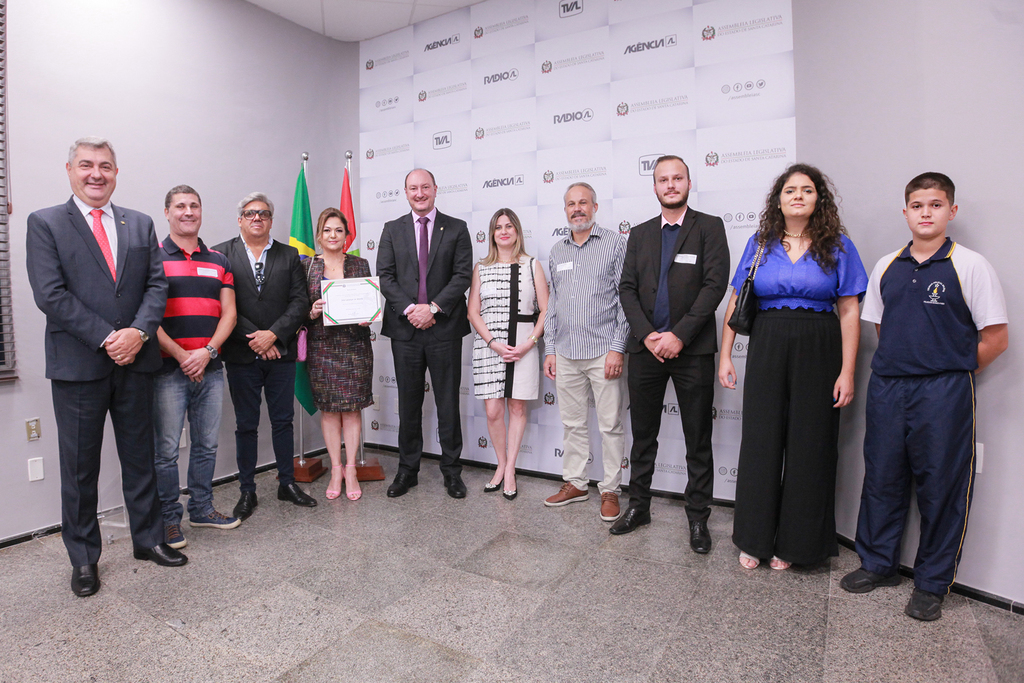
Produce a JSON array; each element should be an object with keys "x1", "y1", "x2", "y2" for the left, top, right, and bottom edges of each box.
[{"x1": 555, "y1": 353, "x2": 625, "y2": 494}]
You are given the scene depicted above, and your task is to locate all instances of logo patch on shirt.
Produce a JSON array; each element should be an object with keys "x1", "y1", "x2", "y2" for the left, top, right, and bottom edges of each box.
[
  {"x1": 196, "y1": 267, "x2": 219, "y2": 278},
  {"x1": 924, "y1": 281, "x2": 946, "y2": 305}
]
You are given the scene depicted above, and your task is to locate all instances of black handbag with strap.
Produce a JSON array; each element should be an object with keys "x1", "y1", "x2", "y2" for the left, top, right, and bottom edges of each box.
[{"x1": 728, "y1": 241, "x2": 765, "y2": 336}]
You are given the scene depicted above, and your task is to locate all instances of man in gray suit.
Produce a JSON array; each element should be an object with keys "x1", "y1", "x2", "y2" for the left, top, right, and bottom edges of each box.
[
  {"x1": 26, "y1": 137, "x2": 187, "y2": 598},
  {"x1": 376, "y1": 168, "x2": 473, "y2": 499}
]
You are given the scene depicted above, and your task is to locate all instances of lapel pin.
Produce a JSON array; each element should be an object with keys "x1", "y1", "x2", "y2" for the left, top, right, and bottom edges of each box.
[{"x1": 120, "y1": 221, "x2": 126, "y2": 224}]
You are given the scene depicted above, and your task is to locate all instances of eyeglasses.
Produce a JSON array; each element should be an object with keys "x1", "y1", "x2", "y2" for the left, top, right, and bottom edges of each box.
[
  {"x1": 242, "y1": 209, "x2": 273, "y2": 220},
  {"x1": 254, "y1": 261, "x2": 265, "y2": 287}
]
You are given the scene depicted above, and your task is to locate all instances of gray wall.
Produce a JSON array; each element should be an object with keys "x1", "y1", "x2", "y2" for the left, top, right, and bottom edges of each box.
[
  {"x1": 2, "y1": 0, "x2": 358, "y2": 541},
  {"x1": 793, "y1": 0, "x2": 1024, "y2": 602}
]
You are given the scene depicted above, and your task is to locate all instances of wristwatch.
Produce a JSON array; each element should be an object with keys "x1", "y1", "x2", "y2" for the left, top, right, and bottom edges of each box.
[
  {"x1": 205, "y1": 345, "x2": 219, "y2": 359},
  {"x1": 136, "y1": 328, "x2": 150, "y2": 343},
  {"x1": 429, "y1": 303, "x2": 439, "y2": 315}
]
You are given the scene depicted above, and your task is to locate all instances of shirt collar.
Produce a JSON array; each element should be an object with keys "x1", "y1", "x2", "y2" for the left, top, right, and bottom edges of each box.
[
  {"x1": 411, "y1": 208, "x2": 438, "y2": 226},
  {"x1": 897, "y1": 237, "x2": 954, "y2": 264},
  {"x1": 241, "y1": 234, "x2": 274, "y2": 253},
  {"x1": 162, "y1": 235, "x2": 207, "y2": 255},
  {"x1": 563, "y1": 224, "x2": 603, "y2": 246},
  {"x1": 72, "y1": 194, "x2": 113, "y2": 221},
  {"x1": 661, "y1": 208, "x2": 687, "y2": 229}
]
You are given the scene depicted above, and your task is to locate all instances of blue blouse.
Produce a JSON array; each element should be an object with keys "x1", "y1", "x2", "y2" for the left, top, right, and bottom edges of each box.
[{"x1": 729, "y1": 233, "x2": 868, "y2": 312}]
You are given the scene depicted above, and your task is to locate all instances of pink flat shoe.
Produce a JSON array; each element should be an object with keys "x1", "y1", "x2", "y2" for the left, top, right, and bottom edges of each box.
[{"x1": 345, "y1": 464, "x2": 362, "y2": 501}]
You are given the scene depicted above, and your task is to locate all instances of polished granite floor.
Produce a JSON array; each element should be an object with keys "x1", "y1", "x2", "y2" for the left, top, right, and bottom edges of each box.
[{"x1": 1, "y1": 451, "x2": 1022, "y2": 683}]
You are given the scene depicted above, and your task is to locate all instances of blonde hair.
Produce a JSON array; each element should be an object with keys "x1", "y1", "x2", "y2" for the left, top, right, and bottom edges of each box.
[{"x1": 480, "y1": 208, "x2": 530, "y2": 266}]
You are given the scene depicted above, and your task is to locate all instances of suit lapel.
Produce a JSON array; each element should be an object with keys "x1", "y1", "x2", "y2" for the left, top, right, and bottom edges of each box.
[
  {"x1": 649, "y1": 211, "x2": 696, "y2": 282},
  {"x1": 398, "y1": 213, "x2": 418, "y2": 273},
  {"x1": 427, "y1": 212, "x2": 446, "y2": 272},
  {"x1": 112, "y1": 204, "x2": 129, "y2": 290},
  {"x1": 261, "y1": 239, "x2": 279, "y2": 286},
  {"x1": 65, "y1": 198, "x2": 115, "y2": 285},
  {"x1": 647, "y1": 219, "x2": 665, "y2": 283},
  {"x1": 672, "y1": 210, "x2": 695, "y2": 254},
  {"x1": 233, "y1": 238, "x2": 259, "y2": 295}
]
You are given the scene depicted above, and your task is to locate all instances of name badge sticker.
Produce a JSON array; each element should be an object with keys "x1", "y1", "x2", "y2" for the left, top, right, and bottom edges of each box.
[
  {"x1": 675, "y1": 254, "x2": 697, "y2": 265},
  {"x1": 196, "y1": 267, "x2": 219, "y2": 277},
  {"x1": 556, "y1": 261, "x2": 574, "y2": 272}
]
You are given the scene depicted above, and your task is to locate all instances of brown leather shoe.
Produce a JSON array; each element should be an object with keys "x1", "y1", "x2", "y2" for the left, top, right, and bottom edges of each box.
[
  {"x1": 544, "y1": 482, "x2": 589, "y2": 507},
  {"x1": 599, "y1": 492, "x2": 621, "y2": 521}
]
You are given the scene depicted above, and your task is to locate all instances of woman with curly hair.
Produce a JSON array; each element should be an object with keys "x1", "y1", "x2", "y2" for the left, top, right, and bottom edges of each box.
[{"x1": 719, "y1": 164, "x2": 868, "y2": 570}]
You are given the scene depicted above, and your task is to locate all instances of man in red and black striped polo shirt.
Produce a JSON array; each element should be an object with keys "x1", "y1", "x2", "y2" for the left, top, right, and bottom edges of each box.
[{"x1": 154, "y1": 185, "x2": 238, "y2": 549}]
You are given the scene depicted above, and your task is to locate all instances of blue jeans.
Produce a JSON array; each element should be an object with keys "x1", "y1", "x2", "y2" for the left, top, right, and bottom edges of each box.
[
  {"x1": 153, "y1": 367, "x2": 225, "y2": 525},
  {"x1": 225, "y1": 359, "x2": 296, "y2": 492}
]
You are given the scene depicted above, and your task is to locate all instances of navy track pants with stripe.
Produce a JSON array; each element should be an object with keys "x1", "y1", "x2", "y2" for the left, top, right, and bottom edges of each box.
[{"x1": 854, "y1": 371, "x2": 976, "y2": 594}]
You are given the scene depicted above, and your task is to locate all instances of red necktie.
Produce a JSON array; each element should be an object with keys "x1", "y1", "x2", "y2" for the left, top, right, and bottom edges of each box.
[{"x1": 90, "y1": 209, "x2": 116, "y2": 281}]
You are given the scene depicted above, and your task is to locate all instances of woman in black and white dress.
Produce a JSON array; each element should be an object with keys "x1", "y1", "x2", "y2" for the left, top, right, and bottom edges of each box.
[{"x1": 468, "y1": 208, "x2": 548, "y2": 499}]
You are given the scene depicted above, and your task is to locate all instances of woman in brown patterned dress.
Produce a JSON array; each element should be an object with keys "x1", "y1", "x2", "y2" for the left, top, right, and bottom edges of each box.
[{"x1": 306, "y1": 208, "x2": 373, "y2": 501}]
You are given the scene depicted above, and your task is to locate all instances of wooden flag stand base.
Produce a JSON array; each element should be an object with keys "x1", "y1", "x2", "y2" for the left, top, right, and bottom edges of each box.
[
  {"x1": 354, "y1": 456, "x2": 386, "y2": 482},
  {"x1": 292, "y1": 456, "x2": 326, "y2": 483}
]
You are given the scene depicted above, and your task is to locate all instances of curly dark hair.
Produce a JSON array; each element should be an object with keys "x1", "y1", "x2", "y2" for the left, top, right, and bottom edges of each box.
[{"x1": 757, "y1": 163, "x2": 846, "y2": 272}]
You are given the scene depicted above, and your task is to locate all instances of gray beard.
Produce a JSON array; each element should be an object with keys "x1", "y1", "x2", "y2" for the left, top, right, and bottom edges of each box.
[{"x1": 570, "y1": 219, "x2": 596, "y2": 232}]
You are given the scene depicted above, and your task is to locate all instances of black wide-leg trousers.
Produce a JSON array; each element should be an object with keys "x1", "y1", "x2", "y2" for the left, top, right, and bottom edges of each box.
[{"x1": 732, "y1": 308, "x2": 842, "y2": 565}]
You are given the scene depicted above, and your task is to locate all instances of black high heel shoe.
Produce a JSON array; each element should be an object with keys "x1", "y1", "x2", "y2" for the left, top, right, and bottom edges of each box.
[
  {"x1": 484, "y1": 479, "x2": 503, "y2": 493},
  {"x1": 502, "y1": 489, "x2": 518, "y2": 500}
]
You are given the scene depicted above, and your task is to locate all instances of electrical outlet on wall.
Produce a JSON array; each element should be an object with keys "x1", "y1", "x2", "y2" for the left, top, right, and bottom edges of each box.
[{"x1": 26, "y1": 418, "x2": 42, "y2": 441}]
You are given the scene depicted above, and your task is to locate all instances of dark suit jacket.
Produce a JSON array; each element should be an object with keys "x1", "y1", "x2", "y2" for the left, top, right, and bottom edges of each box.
[
  {"x1": 26, "y1": 197, "x2": 168, "y2": 381},
  {"x1": 376, "y1": 210, "x2": 473, "y2": 341},
  {"x1": 213, "y1": 236, "x2": 308, "y2": 364},
  {"x1": 619, "y1": 210, "x2": 730, "y2": 356}
]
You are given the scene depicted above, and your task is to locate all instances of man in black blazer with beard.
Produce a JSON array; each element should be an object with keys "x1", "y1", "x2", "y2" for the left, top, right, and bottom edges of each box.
[
  {"x1": 26, "y1": 137, "x2": 186, "y2": 598},
  {"x1": 613, "y1": 155, "x2": 730, "y2": 551},
  {"x1": 214, "y1": 192, "x2": 316, "y2": 520},
  {"x1": 376, "y1": 168, "x2": 473, "y2": 499}
]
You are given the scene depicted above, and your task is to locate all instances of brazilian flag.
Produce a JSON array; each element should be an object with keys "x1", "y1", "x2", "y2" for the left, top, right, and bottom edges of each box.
[{"x1": 290, "y1": 163, "x2": 317, "y2": 415}]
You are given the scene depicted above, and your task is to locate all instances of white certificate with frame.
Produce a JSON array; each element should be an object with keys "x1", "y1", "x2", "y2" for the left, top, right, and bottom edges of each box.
[{"x1": 321, "y1": 277, "x2": 383, "y2": 326}]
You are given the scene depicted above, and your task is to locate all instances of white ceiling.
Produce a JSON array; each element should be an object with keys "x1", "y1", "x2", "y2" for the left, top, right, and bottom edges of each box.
[{"x1": 243, "y1": 0, "x2": 481, "y2": 42}]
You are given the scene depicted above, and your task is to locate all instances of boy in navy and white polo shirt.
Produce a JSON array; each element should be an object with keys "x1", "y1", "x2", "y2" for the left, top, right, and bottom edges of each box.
[{"x1": 840, "y1": 173, "x2": 1008, "y2": 621}]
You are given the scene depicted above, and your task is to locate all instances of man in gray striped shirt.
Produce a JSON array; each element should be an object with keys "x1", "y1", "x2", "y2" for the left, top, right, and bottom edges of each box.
[{"x1": 542, "y1": 182, "x2": 630, "y2": 522}]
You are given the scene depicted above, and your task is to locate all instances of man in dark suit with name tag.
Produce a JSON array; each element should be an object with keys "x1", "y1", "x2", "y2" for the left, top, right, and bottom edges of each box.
[
  {"x1": 376, "y1": 168, "x2": 473, "y2": 499},
  {"x1": 614, "y1": 155, "x2": 730, "y2": 551},
  {"x1": 26, "y1": 137, "x2": 187, "y2": 598},
  {"x1": 215, "y1": 192, "x2": 317, "y2": 520}
]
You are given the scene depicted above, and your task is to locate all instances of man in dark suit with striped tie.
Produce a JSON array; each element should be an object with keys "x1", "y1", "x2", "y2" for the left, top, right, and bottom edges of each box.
[
  {"x1": 376, "y1": 168, "x2": 473, "y2": 499},
  {"x1": 26, "y1": 137, "x2": 187, "y2": 598}
]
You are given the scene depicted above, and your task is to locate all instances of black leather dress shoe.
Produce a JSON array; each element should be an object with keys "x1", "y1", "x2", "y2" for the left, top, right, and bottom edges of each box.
[
  {"x1": 278, "y1": 483, "x2": 318, "y2": 507},
  {"x1": 387, "y1": 472, "x2": 418, "y2": 498},
  {"x1": 133, "y1": 543, "x2": 188, "y2": 567},
  {"x1": 609, "y1": 507, "x2": 651, "y2": 535},
  {"x1": 444, "y1": 474, "x2": 467, "y2": 499},
  {"x1": 689, "y1": 520, "x2": 712, "y2": 554},
  {"x1": 71, "y1": 564, "x2": 100, "y2": 597},
  {"x1": 233, "y1": 491, "x2": 258, "y2": 521}
]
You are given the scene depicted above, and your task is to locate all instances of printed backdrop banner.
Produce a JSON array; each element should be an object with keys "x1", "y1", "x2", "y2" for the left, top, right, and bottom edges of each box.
[{"x1": 358, "y1": 0, "x2": 795, "y2": 502}]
